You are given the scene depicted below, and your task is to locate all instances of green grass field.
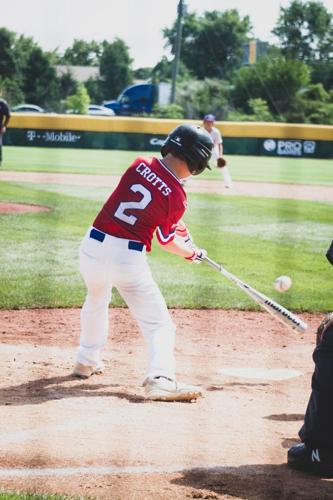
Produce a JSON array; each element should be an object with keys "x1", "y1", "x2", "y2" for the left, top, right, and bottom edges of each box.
[
  {"x1": 0, "y1": 147, "x2": 332, "y2": 311},
  {"x1": 3, "y1": 146, "x2": 333, "y2": 185},
  {"x1": 0, "y1": 493, "x2": 80, "y2": 500}
]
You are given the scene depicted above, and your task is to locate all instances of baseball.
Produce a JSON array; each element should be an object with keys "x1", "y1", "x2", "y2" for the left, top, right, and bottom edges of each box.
[{"x1": 274, "y1": 275, "x2": 292, "y2": 292}]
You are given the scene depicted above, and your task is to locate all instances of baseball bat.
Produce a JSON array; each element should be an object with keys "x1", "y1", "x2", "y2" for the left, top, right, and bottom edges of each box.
[{"x1": 203, "y1": 256, "x2": 307, "y2": 333}]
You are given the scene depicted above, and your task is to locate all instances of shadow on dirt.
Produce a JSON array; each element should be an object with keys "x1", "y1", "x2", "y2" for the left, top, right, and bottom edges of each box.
[
  {"x1": 172, "y1": 464, "x2": 333, "y2": 499},
  {"x1": 264, "y1": 413, "x2": 304, "y2": 421},
  {"x1": 0, "y1": 374, "x2": 147, "y2": 405}
]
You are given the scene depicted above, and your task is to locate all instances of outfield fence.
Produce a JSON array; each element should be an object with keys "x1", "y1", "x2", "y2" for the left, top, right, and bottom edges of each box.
[{"x1": 5, "y1": 114, "x2": 333, "y2": 158}]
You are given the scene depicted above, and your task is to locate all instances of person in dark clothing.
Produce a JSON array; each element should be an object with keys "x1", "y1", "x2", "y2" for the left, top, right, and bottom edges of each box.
[
  {"x1": 0, "y1": 98, "x2": 11, "y2": 166},
  {"x1": 288, "y1": 240, "x2": 333, "y2": 477}
]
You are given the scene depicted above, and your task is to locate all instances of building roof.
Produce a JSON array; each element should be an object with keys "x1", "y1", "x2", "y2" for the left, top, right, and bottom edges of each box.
[{"x1": 55, "y1": 65, "x2": 100, "y2": 82}]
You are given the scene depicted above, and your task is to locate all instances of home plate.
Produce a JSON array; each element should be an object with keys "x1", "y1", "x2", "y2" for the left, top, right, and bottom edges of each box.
[{"x1": 217, "y1": 367, "x2": 302, "y2": 381}]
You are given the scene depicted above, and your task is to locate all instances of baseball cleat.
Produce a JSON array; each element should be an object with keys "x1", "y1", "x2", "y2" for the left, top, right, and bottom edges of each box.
[
  {"x1": 143, "y1": 376, "x2": 202, "y2": 402},
  {"x1": 287, "y1": 443, "x2": 333, "y2": 477},
  {"x1": 72, "y1": 361, "x2": 104, "y2": 379}
]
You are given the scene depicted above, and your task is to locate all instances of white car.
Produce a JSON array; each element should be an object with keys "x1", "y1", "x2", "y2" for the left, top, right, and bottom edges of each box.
[
  {"x1": 87, "y1": 105, "x2": 115, "y2": 116},
  {"x1": 12, "y1": 104, "x2": 45, "y2": 113}
]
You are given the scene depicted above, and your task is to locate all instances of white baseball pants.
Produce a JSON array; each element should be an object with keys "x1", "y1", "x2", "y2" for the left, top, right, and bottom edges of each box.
[
  {"x1": 220, "y1": 165, "x2": 233, "y2": 188},
  {"x1": 77, "y1": 228, "x2": 176, "y2": 380},
  {"x1": 212, "y1": 148, "x2": 233, "y2": 188}
]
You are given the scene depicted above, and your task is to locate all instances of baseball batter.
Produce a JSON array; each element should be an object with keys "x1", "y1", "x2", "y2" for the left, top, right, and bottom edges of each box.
[
  {"x1": 73, "y1": 124, "x2": 213, "y2": 401},
  {"x1": 203, "y1": 114, "x2": 232, "y2": 189}
]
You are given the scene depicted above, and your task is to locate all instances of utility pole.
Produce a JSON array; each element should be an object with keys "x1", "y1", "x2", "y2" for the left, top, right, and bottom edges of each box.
[{"x1": 170, "y1": 0, "x2": 186, "y2": 104}]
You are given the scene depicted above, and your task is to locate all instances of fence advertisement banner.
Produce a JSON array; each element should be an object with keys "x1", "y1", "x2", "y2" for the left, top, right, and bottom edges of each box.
[{"x1": 5, "y1": 127, "x2": 333, "y2": 158}]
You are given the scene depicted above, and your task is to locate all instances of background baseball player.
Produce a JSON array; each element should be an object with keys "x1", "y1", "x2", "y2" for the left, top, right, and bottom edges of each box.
[
  {"x1": 202, "y1": 114, "x2": 232, "y2": 189},
  {"x1": 0, "y1": 98, "x2": 11, "y2": 167},
  {"x1": 73, "y1": 124, "x2": 213, "y2": 402},
  {"x1": 288, "y1": 240, "x2": 333, "y2": 477}
]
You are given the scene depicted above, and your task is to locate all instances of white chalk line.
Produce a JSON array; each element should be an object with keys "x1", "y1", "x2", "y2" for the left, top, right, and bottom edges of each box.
[
  {"x1": 217, "y1": 367, "x2": 302, "y2": 381},
  {"x1": 0, "y1": 465, "x2": 258, "y2": 478}
]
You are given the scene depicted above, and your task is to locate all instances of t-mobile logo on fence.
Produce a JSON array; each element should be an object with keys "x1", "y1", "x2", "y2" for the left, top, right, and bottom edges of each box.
[
  {"x1": 43, "y1": 131, "x2": 81, "y2": 143},
  {"x1": 27, "y1": 130, "x2": 37, "y2": 141},
  {"x1": 26, "y1": 130, "x2": 81, "y2": 143}
]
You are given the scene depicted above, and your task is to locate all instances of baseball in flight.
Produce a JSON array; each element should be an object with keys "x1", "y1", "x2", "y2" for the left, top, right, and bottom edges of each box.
[{"x1": 274, "y1": 275, "x2": 292, "y2": 292}]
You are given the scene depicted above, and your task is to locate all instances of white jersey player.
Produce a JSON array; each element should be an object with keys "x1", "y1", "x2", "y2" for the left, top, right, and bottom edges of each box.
[{"x1": 203, "y1": 114, "x2": 233, "y2": 189}]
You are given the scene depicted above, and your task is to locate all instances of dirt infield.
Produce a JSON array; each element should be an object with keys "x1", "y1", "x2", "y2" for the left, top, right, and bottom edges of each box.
[
  {"x1": 0, "y1": 201, "x2": 50, "y2": 213},
  {"x1": 1, "y1": 308, "x2": 332, "y2": 499},
  {"x1": 1, "y1": 170, "x2": 333, "y2": 202},
  {"x1": 0, "y1": 174, "x2": 332, "y2": 498}
]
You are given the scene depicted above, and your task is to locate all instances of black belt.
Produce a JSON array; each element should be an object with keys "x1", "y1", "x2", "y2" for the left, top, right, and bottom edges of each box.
[{"x1": 89, "y1": 228, "x2": 144, "y2": 252}]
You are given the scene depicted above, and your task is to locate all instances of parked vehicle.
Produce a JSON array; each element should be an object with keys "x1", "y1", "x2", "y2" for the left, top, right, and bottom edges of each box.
[
  {"x1": 65, "y1": 105, "x2": 115, "y2": 116},
  {"x1": 103, "y1": 82, "x2": 171, "y2": 116},
  {"x1": 87, "y1": 105, "x2": 115, "y2": 116},
  {"x1": 12, "y1": 104, "x2": 45, "y2": 113}
]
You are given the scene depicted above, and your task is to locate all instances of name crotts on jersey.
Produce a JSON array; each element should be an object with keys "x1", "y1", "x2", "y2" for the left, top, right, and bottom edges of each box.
[{"x1": 93, "y1": 157, "x2": 187, "y2": 251}]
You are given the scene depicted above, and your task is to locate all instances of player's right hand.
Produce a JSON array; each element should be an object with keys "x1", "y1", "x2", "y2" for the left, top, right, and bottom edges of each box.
[{"x1": 185, "y1": 248, "x2": 207, "y2": 264}]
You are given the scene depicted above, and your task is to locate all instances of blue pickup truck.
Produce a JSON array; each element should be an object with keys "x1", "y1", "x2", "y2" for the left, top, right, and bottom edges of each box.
[{"x1": 103, "y1": 82, "x2": 171, "y2": 116}]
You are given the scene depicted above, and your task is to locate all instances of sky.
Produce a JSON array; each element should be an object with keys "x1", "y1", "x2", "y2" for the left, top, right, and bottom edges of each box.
[{"x1": 2, "y1": 0, "x2": 333, "y2": 69}]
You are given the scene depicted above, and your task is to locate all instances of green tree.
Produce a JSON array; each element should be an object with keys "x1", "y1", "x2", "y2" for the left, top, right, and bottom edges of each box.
[
  {"x1": 0, "y1": 28, "x2": 17, "y2": 79},
  {"x1": 66, "y1": 83, "x2": 90, "y2": 114},
  {"x1": 272, "y1": 0, "x2": 333, "y2": 62},
  {"x1": 231, "y1": 55, "x2": 310, "y2": 121},
  {"x1": 152, "y1": 57, "x2": 172, "y2": 81},
  {"x1": 151, "y1": 56, "x2": 191, "y2": 83},
  {"x1": 152, "y1": 103, "x2": 184, "y2": 119},
  {"x1": 21, "y1": 47, "x2": 60, "y2": 109},
  {"x1": 99, "y1": 38, "x2": 133, "y2": 99},
  {"x1": 299, "y1": 83, "x2": 333, "y2": 124},
  {"x1": 176, "y1": 78, "x2": 231, "y2": 119},
  {"x1": 12, "y1": 34, "x2": 39, "y2": 77},
  {"x1": 310, "y1": 60, "x2": 333, "y2": 90},
  {"x1": 247, "y1": 98, "x2": 274, "y2": 121},
  {"x1": 163, "y1": 10, "x2": 251, "y2": 79},
  {"x1": 84, "y1": 77, "x2": 104, "y2": 103},
  {"x1": 61, "y1": 39, "x2": 101, "y2": 66},
  {"x1": 0, "y1": 78, "x2": 24, "y2": 105},
  {"x1": 134, "y1": 67, "x2": 153, "y2": 80},
  {"x1": 58, "y1": 71, "x2": 77, "y2": 102},
  {"x1": 227, "y1": 98, "x2": 274, "y2": 122}
]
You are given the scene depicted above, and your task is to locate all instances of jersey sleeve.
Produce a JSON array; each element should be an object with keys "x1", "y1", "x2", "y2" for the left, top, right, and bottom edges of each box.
[
  {"x1": 156, "y1": 223, "x2": 177, "y2": 245},
  {"x1": 215, "y1": 128, "x2": 223, "y2": 144},
  {"x1": 155, "y1": 197, "x2": 186, "y2": 246}
]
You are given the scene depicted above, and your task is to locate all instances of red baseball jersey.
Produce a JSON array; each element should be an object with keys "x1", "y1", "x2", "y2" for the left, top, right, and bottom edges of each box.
[{"x1": 93, "y1": 157, "x2": 187, "y2": 251}]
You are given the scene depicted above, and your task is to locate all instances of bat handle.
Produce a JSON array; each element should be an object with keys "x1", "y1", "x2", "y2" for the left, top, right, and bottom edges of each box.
[{"x1": 203, "y1": 255, "x2": 222, "y2": 272}]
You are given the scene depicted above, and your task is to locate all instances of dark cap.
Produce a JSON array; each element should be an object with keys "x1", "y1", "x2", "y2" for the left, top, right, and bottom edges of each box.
[{"x1": 204, "y1": 114, "x2": 215, "y2": 121}]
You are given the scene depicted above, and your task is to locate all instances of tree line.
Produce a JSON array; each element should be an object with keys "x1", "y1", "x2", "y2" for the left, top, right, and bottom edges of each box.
[{"x1": 0, "y1": 0, "x2": 332, "y2": 123}]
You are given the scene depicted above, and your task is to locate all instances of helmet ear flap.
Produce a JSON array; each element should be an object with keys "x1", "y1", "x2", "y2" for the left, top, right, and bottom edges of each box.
[
  {"x1": 161, "y1": 144, "x2": 170, "y2": 158},
  {"x1": 191, "y1": 162, "x2": 212, "y2": 176}
]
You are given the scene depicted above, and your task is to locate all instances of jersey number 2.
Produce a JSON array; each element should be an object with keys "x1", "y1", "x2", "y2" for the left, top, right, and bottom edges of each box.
[{"x1": 114, "y1": 184, "x2": 152, "y2": 226}]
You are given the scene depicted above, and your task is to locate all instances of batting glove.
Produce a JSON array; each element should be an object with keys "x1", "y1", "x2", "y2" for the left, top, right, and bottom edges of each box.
[{"x1": 185, "y1": 248, "x2": 207, "y2": 264}]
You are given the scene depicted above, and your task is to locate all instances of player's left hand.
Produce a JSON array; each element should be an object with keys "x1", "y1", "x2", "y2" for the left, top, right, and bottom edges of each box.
[{"x1": 185, "y1": 248, "x2": 207, "y2": 264}]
